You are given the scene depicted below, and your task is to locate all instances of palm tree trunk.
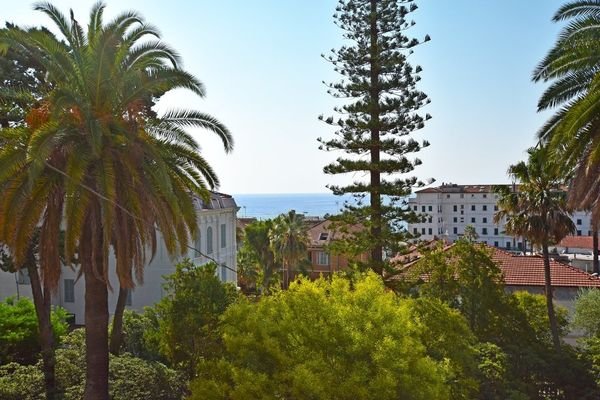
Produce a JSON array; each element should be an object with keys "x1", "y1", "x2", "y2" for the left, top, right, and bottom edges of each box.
[
  {"x1": 109, "y1": 287, "x2": 128, "y2": 355},
  {"x1": 542, "y1": 242, "x2": 561, "y2": 351},
  {"x1": 82, "y1": 219, "x2": 109, "y2": 400},
  {"x1": 593, "y1": 229, "x2": 599, "y2": 274},
  {"x1": 25, "y1": 247, "x2": 57, "y2": 400}
]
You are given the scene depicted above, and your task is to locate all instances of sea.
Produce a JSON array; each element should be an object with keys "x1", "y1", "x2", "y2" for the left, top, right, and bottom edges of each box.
[{"x1": 233, "y1": 193, "x2": 358, "y2": 219}]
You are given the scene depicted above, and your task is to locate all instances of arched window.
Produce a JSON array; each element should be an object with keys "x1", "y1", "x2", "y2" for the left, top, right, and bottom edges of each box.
[{"x1": 207, "y1": 227, "x2": 213, "y2": 254}]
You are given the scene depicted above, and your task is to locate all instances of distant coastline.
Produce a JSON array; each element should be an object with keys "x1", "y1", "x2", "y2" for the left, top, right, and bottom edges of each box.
[{"x1": 233, "y1": 193, "x2": 355, "y2": 219}]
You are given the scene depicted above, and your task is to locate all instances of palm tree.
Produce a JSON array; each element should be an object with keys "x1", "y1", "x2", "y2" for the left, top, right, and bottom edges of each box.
[
  {"x1": 241, "y1": 220, "x2": 278, "y2": 293},
  {"x1": 533, "y1": 1, "x2": 600, "y2": 221},
  {"x1": 270, "y1": 210, "x2": 310, "y2": 288},
  {"x1": 494, "y1": 147, "x2": 575, "y2": 350},
  {"x1": 0, "y1": 3, "x2": 232, "y2": 399}
]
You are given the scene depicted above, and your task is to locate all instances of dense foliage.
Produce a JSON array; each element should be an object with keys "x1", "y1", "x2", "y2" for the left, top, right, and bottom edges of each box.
[
  {"x1": 410, "y1": 240, "x2": 598, "y2": 399},
  {"x1": 0, "y1": 297, "x2": 67, "y2": 365},
  {"x1": 190, "y1": 273, "x2": 478, "y2": 400},
  {"x1": 0, "y1": 329, "x2": 186, "y2": 400}
]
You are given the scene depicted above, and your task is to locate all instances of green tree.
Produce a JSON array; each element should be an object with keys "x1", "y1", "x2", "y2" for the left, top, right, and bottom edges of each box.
[
  {"x1": 0, "y1": 328, "x2": 187, "y2": 400},
  {"x1": 0, "y1": 23, "x2": 49, "y2": 128},
  {"x1": 238, "y1": 219, "x2": 279, "y2": 293},
  {"x1": 573, "y1": 288, "x2": 600, "y2": 337},
  {"x1": 0, "y1": 3, "x2": 232, "y2": 399},
  {"x1": 463, "y1": 225, "x2": 479, "y2": 242},
  {"x1": 269, "y1": 210, "x2": 309, "y2": 288},
  {"x1": 0, "y1": 297, "x2": 68, "y2": 365},
  {"x1": 190, "y1": 273, "x2": 476, "y2": 400},
  {"x1": 533, "y1": 1, "x2": 600, "y2": 223},
  {"x1": 318, "y1": 0, "x2": 431, "y2": 276},
  {"x1": 494, "y1": 147, "x2": 575, "y2": 350},
  {"x1": 151, "y1": 260, "x2": 238, "y2": 377},
  {"x1": 412, "y1": 240, "x2": 509, "y2": 340}
]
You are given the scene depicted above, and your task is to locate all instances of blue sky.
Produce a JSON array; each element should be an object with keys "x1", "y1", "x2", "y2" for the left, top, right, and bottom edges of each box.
[{"x1": 1, "y1": 0, "x2": 566, "y2": 194}]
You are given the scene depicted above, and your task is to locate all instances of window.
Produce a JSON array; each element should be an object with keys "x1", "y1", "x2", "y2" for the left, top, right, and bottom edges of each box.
[
  {"x1": 428, "y1": 205, "x2": 433, "y2": 212},
  {"x1": 221, "y1": 224, "x2": 227, "y2": 248},
  {"x1": 494, "y1": 241, "x2": 499, "y2": 247},
  {"x1": 319, "y1": 232, "x2": 329, "y2": 240},
  {"x1": 428, "y1": 228, "x2": 432, "y2": 235},
  {"x1": 421, "y1": 228, "x2": 426, "y2": 234},
  {"x1": 506, "y1": 242, "x2": 511, "y2": 249},
  {"x1": 125, "y1": 289, "x2": 132, "y2": 306},
  {"x1": 494, "y1": 228, "x2": 499, "y2": 235},
  {"x1": 577, "y1": 230, "x2": 582, "y2": 236},
  {"x1": 482, "y1": 228, "x2": 488, "y2": 235},
  {"x1": 471, "y1": 217, "x2": 476, "y2": 223},
  {"x1": 460, "y1": 210, "x2": 464, "y2": 215},
  {"x1": 64, "y1": 279, "x2": 75, "y2": 303},
  {"x1": 460, "y1": 205, "x2": 464, "y2": 209},
  {"x1": 413, "y1": 205, "x2": 417, "y2": 211},
  {"x1": 220, "y1": 265, "x2": 227, "y2": 281},
  {"x1": 494, "y1": 205, "x2": 498, "y2": 211},
  {"x1": 446, "y1": 194, "x2": 450, "y2": 198},
  {"x1": 453, "y1": 205, "x2": 458, "y2": 212},
  {"x1": 317, "y1": 251, "x2": 330, "y2": 266},
  {"x1": 577, "y1": 219, "x2": 582, "y2": 225},
  {"x1": 428, "y1": 217, "x2": 432, "y2": 223},
  {"x1": 471, "y1": 205, "x2": 476, "y2": 211},
  {"x1": 453, "y1": 217, "x2": 457, "y2": 223},
  {"x1": 422, "y1": 206, "x2": 426, "y2": 212},
  {"x1": 483, "y1": 205, "x2": 487, "y2": 211},
  {"x1": 16, "y1": 269, "x2": 30, "y2": 285},
  {"x1": 460, "y1": 217, "x2": 464, "y2": 223},
  {"x1": 453, "y1": 227, "x2": 458, "y2": 234},
  {"x1": 517, "y1": 242, "x2": 523, "y2": 250},
  {"x1": 207, "y1": 227, "x2": 213, "y2": 254},
  {"x1": 413, "y1": 227, "x2": 417, "y2": 234},
  {"x1": 483, "y1": 194, "x2": 487, "y2": 198},
  {"x1": 482, "y1": 217, "x2": 487, "y2": 223}
]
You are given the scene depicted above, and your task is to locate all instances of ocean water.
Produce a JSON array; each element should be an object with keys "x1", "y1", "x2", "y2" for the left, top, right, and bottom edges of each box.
[{"x1": 233, "y1": 193, "x2": 357, "y2": 219}]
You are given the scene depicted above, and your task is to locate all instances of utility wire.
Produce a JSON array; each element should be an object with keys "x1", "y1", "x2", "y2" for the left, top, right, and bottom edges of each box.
[{"x1": 43, "y1": 161, "x2": 238, "y2": 274}]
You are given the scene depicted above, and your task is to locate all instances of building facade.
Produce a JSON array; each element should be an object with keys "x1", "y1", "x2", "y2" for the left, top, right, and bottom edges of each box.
[
  {"x1": 407, "y1": 183, "x2": 592, "y2": 249},
  {"x1": 0, "y1": 192, "x2": 238, "y2": 325}
]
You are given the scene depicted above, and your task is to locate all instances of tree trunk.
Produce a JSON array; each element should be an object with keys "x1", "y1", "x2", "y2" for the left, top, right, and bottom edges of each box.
[
  {"x1": 25, "y1": 247, "x2": 57, "y2": 400},
  {"x1": 82, "y1": 219, "x2": 109, "y2": 400},
  {"x1": 369, "y1": 0, "x2": 383, "y2": 275},
  {"x1": 593, "y1": 229, "x2": 599, "y2": 274},
  {"x1": 109, "y1": 287, "x2": 128, "y2": 355},
  {"x1": 542, "y1": 242, "x2": 561, "y2": 351}
]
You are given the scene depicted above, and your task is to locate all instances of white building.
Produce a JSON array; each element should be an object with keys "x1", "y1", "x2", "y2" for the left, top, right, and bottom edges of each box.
[
  {"x1": 407, "y1": 183, "x2": 592, "y2": 250},
  {"x1": 0, "y1": 192, "x2": 238, "y2": 325}
]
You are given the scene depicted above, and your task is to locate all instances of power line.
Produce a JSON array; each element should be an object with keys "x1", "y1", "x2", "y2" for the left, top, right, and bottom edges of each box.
[{"x1": 43, "y1": 161, "x2": 238, "y2": 274}]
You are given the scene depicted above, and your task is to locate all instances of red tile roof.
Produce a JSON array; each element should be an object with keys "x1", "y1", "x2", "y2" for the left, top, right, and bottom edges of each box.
[
  {"x1": 558, "y1": 236, "x2": 598, "y2": 250},
  {"x1": 396, "y1": 242, "x2": 600, "y2": 288},
  {"x1": 492, "y1": 248, "x2": 600, "y2": 287}
]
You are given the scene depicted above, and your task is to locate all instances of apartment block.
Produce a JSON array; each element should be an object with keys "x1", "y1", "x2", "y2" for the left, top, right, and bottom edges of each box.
[{"x1": 407, "y1": 183, "x2": 591, "y2": 249}]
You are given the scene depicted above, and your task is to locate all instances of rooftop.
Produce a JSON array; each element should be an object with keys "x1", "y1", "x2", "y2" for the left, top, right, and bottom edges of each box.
[
  {"x1": 396, "y1": 242, "x2": 600, "y2": 288},
  {"x1": 193, "y1": 191, "x2": 238, "y2": 210},
  {"x1": 558, "y1": 236, "x2": 599, "y2": 251},
  {"x1": 415, "y1": 183, "x2": 515, "y2": 194}
]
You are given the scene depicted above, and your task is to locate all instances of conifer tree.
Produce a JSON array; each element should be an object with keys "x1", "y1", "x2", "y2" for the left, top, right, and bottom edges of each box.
[{"x1": 319, "y1": 0, "x2": 431, "y2": 275}]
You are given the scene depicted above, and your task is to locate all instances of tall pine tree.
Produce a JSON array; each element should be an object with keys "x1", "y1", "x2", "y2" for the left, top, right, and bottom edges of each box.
[{"x1": 319, "y1": 0, "x2": 431, "y2": 276}]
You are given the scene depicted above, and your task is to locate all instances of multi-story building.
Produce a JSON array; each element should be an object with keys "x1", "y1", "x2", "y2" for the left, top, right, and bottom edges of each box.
[
  {"x1": 0, "y1": 192, "x2": 238, "y2": 325},
  {"x1": 407, "y1": 183, "x2": 592, "y2": 249}
]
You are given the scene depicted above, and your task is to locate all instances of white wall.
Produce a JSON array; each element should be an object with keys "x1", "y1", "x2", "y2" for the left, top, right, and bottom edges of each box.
[{"x1": 0, "y1": 204, "x2": 238, "y2": 325}]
